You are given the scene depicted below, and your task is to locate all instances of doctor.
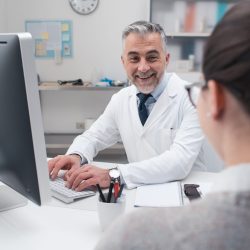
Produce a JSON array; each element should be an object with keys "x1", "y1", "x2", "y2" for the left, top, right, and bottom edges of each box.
[{"x1": 48, "y1": 20, "x2": 205, "y2": 190}]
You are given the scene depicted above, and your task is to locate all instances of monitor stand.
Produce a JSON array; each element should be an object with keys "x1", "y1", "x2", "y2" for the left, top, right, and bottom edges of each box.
[{"x1": 0, "y1": 185, "x2": 28, "y2": 212}]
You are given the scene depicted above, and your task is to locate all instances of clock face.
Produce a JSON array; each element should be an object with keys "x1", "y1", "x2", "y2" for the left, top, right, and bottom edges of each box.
[{"x1": 69, "y1": 0, "x2": 99, "y2": 15}]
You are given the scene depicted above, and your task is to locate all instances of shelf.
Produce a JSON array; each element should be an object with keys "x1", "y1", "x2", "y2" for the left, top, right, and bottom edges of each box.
[
  {"x1": 151, "y1": 0, "x2": 237, "y2": 69},
  {"x1": 45, "y1": 133, "x2": 125, "y2": 150},
  {"x1": 39, "y1": 82, "x2": 123, "y2": 91},
  {"x1": 167, "y1": 32, "x2": 210, "y2": 38}
]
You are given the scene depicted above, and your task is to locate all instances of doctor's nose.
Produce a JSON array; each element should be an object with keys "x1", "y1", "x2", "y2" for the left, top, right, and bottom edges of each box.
[{"x1": 137, "y1": 59, "x2": 150, "y2": 72}]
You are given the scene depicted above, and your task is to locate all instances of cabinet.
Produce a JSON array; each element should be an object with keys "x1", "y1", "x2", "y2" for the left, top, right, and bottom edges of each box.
[{"x1": 150, "y1": 0, "x2": 235, "y2": 74}]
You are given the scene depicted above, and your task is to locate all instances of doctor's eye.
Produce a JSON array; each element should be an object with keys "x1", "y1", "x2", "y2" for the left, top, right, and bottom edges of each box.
[
  {"x1": 146, "y1": 55, "x2": 158, "y2": 62},
  {"x1": 128, "y1": 56, "x2": 140, "y2": 63}
]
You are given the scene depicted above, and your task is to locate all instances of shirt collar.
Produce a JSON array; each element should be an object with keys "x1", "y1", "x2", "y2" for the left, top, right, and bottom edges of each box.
[
  {"x1": 136, "y1": 72, "x2": 170, "y2": 101},
  {"x1": 211, "y1": 163, "x2": 250, "y2": 193}
]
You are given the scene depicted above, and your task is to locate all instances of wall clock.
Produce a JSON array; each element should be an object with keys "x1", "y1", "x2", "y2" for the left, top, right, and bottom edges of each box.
[{"x1": 69, "y1": 0, "x2": 99, "y2": 15}]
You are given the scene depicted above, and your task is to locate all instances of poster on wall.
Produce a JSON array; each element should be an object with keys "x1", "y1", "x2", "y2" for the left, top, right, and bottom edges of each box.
[{"x1": 25, "y1": 20, "x2": 73, "y2": 59}]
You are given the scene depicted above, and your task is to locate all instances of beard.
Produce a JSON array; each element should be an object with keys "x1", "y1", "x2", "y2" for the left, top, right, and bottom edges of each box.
[{"x1": 130, "y1": 70, "x2": 159, "y2": 94}]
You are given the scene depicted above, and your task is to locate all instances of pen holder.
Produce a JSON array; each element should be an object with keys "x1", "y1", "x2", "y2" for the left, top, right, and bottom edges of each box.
[{"x1": 97, "y1": 192, "x2": 126, "y2": 231}]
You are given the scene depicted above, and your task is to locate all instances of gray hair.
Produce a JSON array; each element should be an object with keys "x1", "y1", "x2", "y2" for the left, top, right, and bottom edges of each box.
[{"x1": 122, "y1": 20, "x2": 167, "y2": 52}]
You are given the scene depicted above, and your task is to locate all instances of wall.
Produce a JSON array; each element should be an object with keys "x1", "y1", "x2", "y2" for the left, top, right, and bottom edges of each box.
[
  {"x1": 4, "y1": 0, "x2": 150, "y2": 134},
  {"x1": 40, "y1": 88, "x2": 119, "y2": 134},
  {"x1": 5, "y1": 0, "x2": 150, "y2": 82},
  {"x1": 0, "y1": 0, "x2": 6, "y2": 32}
]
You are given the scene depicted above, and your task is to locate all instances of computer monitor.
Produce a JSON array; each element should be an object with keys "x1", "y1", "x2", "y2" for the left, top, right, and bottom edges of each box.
[{"x1": 0, "y1": 33, "x2": 50, "y2": 212}]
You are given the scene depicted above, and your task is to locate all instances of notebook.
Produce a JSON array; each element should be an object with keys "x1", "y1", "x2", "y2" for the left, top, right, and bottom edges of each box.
[{"x1": 134, "y1": 181, "x2": 183, "y2": 207}]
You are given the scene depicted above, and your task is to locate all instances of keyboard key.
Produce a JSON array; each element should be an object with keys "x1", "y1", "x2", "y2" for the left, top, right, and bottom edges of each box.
[{"x1": 50, "y1": 177, "x2": 96, "y2": 203}]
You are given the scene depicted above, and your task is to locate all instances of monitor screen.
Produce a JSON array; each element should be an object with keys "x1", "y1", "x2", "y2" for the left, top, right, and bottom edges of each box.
[{"x1": 0, "y1": 33, "x2": 50, "y2": 212}]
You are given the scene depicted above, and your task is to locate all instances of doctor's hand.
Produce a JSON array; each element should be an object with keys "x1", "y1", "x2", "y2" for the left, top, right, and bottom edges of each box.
[
  {"x1": 64, "y1": 164, "x2": 111, "y2": 191},
  {"x1": 48, "y1": 154, "x2": 81, "y2": 180}
]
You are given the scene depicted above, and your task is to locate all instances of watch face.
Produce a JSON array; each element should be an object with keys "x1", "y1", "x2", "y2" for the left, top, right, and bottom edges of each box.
[
  {"x1": 69, "y1": 0, "x2": 99, "y2": 15},
  {"x1": 109, "y1": 169, "x2": 120, "y2": 179}
]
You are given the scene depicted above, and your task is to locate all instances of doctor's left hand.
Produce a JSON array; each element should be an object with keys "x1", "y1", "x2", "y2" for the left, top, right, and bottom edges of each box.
[{"x1": 64, "y1": 164, "x2": 111, "y2": 191}]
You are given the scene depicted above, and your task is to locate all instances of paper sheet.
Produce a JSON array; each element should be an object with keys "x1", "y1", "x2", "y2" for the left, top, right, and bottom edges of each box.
[{"x1": 134, "y1": 181, "x2": 183, "y2": 207}]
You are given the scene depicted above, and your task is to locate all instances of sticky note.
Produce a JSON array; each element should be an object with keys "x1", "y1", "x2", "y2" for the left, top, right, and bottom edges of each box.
[
  {"x1": 62, "y1": 33, "x2": 70, "y2": 41},
  {"x1": 62, "y1": 23, "x2": 69, "y2": 32},
  {"x1": 41, "y1": 32, "x2": 49, "y2": 40}
]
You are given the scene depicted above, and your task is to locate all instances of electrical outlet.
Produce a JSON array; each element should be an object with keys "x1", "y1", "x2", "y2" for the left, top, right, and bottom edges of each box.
[{"x1": 76, "y1": 122, "x2": 85, "y2": 130}]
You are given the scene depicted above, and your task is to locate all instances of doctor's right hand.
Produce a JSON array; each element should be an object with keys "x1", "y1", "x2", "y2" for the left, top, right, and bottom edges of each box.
[{"x1": 48, "y1": 154, "x2": 81, "y2": 180}]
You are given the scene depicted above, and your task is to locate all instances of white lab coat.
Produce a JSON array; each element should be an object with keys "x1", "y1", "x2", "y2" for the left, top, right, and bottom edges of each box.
[{"x1": 67, "y1": 73, "x2": 205, "y2": 189}]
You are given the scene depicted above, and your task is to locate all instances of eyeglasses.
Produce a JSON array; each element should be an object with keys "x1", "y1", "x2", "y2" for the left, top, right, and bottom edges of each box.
[
  {"x1": 184, "y1": 184, "x2": 201, "y2": 201},
  {"x1": 185, "y1": 81, "x2": 207, "y2": 107},
  {"x1": 186, "y1": 80, "x2": 246, "y2": 108}
]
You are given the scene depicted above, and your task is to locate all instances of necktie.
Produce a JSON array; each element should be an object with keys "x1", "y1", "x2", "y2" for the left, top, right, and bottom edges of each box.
[{"x1": 137, "y1": 93, "x2": 151, "y2": 126}]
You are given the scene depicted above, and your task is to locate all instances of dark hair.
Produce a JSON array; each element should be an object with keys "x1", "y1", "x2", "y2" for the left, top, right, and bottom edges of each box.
[
  {"x1": 202, "y1": 1, "x2": 250, "y2": 115},
  {"x1": 122, "y1": 20, "x2": 168, "y2": 52}
]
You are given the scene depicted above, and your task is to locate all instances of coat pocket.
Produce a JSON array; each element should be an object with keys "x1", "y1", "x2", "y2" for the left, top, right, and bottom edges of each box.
[{"x1": 156, "y1": 128, "x2": 177, "y2": 154}]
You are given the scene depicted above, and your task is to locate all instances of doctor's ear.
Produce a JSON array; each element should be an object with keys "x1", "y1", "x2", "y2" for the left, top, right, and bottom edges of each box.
[
  {"x1": 121, "y1": 55, "x2": 125, "y2": 65},
  {"x1": 207, "y1": 80, "x2": 225, "y2": 119},
  {"x1": 165, "y1": 53, "x2": 170, "y2": 65}
]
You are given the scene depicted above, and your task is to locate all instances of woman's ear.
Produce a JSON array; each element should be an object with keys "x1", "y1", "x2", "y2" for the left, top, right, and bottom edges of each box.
[{"x1": 207, "y1": 80, "x2": 225, "y2": 119}]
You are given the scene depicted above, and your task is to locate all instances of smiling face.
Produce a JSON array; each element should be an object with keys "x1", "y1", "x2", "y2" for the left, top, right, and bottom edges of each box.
[{"x1": 121, "y1": 32, "x2": 169, "y2": 94}]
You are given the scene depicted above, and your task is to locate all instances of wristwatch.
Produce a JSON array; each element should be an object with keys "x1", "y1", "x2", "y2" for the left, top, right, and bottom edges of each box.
[
  {"x1": 109, "y1": 167, "x2": 120, "y2": 201},
  {"x1": 109, "y1": 167, "x2": 120, "y2": 181}
]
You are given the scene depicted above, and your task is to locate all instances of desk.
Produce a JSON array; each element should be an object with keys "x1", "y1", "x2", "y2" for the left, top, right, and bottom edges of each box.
[{"x1": 0, "y1": 169, "x2": 217, "y2": 250}]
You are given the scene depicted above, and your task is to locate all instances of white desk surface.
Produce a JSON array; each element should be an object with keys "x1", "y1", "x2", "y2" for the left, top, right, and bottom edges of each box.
[{"x1": 0, "y1": 167, "x2": 217, "y2": 250}]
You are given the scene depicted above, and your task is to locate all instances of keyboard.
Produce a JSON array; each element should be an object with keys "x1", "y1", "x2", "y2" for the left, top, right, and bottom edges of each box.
[{"x1": 50, "y1": 177, "x2": 96, "y2": 203}]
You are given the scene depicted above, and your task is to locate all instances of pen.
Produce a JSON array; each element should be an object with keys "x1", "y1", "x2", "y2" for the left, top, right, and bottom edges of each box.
[
  {"x1": 117, "y1": 184, "x2": 124, "y2": 198},
  {"x1": 114, "y1": 184, "x2": 124, "y2": 203},
  {"x1": 170, "y1": 127, "x2": 174, "y2": 142},
  {"x1": 107, "y1": 181, "x2": 114, "y2": 203},
  {"x1": 96, "y1": 184, "x2": 106, "y2": 202},
  {"x1": 114, "y1": 179, "x2": 120, "y2": 200}
]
